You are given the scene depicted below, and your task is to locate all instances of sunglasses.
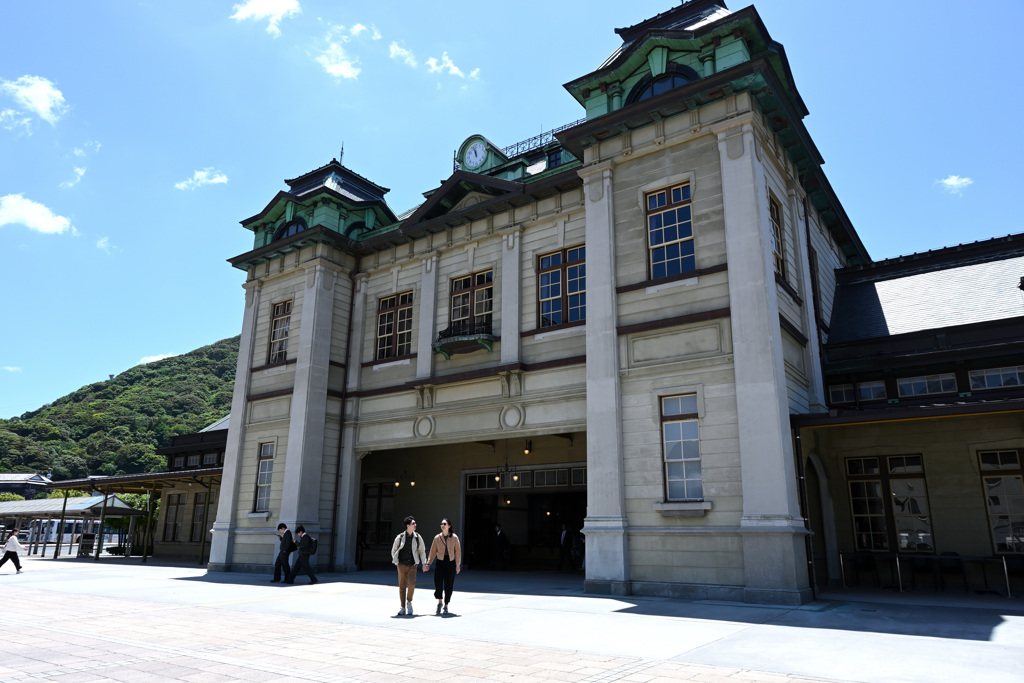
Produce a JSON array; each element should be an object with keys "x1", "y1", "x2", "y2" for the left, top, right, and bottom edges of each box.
[{"x1": 440, "y1": 522, "x2": 448, "y2": 526}]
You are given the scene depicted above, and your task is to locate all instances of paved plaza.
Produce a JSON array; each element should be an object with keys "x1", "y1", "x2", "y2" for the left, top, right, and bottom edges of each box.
[{"x1": 1, "y1": 556, "x2": 1023, "y2": 682}]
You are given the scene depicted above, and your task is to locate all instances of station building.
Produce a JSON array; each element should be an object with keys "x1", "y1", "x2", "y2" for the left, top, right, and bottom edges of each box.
[{"x1": 204, "y1": 0, "x2": 1024, "y2": 604}]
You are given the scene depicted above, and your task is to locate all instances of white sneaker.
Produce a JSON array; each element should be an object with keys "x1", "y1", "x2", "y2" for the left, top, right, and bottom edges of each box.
[
  {"x1": 406, "y1": 603, "x2": 413, "y2": 615},
  {"x1": 16, "y1": 570, "x2": 22, "y2": 574},
  {"x1": 397, "y1": 605, "x2": 406, "y2": 616}
]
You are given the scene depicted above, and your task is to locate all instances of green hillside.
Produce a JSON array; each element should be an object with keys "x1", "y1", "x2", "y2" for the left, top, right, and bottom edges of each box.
[{"x1": 0, "y1": 336, "x2": 239, "y2": 480}]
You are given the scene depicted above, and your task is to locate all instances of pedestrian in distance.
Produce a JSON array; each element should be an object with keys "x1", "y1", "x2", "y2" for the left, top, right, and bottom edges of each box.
[
  {"x1": 558, "y1": 523, "x2": 575, "y2": 571},
  {"x1": 493, "y1": 523, "x2": 510, "y2": 570},
  {"x1": 1, "y1": 529, "x2": 26, "y2": 574},
  {"x1": 271, "y1": 523, "x2": 296, "y2": 583},
  {"x1": 424, "y1": 517, "x2": 461, "y2": 615},
  {"x1": 285, "y1": 526, "x2": 317, "y2": 585},
  {"x1": 391, "y1": 515, "x2": 427, "y2": 616}
]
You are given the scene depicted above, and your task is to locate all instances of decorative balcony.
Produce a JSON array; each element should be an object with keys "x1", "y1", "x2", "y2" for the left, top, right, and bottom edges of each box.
[{"x1": 433, "y1": 319, "x2": 495, "y2": 359}]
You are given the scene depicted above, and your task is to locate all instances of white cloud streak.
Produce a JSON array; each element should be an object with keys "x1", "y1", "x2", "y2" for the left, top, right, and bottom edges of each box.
[
  {"x1": 174, "y1": 168, "x2": 229, "y2": 190},
  {"x1": 60, "y1": 167, "x2": 86, "y2": 189},
  {"x1": 230, "y1": 0, "x2": 301, "y2": 38},
  {"x1": 936, "y1": 174, "x2": 973, "y2": 196},
  {"x1": 95, "y1": 236, "x2": 119, "y2": 254},
  {"x1": 389, "y1": 42, "x2": 417, "y2": 67},
  {"x1": 2, "y1": 366, "x2": 22, "y2": 373},
  {"x1": 140, "y1": 354, "x2": 176, "y2": 364},
  {"x1": 0, "y1": 76, "x2": 68, "y2": 130},
  {"x1": 426, "y1": 52, "x2": 466, "y2": 78},
  {"x1": 0, "y1": 194, "x2": 74, "y2": 235},
  {"x1": 0, "y1": 108, "x2": 33, "y2": 134}
]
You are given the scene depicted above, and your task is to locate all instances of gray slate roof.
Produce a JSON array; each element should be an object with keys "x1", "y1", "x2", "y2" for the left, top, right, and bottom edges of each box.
[
  {"x1": 0, "y1": 473, "x2": 51, "y2": 484},
  {"x1": 829, "y1": 254, "x2": 1024, "y2": 344},
  {"x1": 0, "y1": 495, "x2": 139, "y2": 517}
]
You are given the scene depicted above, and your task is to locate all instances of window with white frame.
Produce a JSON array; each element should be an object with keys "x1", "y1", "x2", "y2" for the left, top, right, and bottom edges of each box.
[
  {"x1": 661, "y1": 394, "x2": 702, "y2": 501},
  {"x1": 376, "y1": 291, "x2": 414, "y2": 360},
  {"x1": 645, "y1": 183, "x2": 694, "y2": 280},
  {"x1": 897, "y1": 373, "x2": 957, "y2": 397},
  {"x1": 449, "y1": 270, "x2": 493, "y2": 335},
  {"x1": 163, "y1": 493, "x2": 184, "y2": 542},
  {"x1": 538, "y1": 246, "x2": 586, "y2": 327},
  {"x1": 829, "y1": 381, "x2": 886, "y2": 404},
  {"x1": 268, "y1": 300, "x2": 292, "y2": 364},
  {"x1": 846, "y1": 455, "x2": 933, "y2": 552},
  {"x1": 254, "y1": 442, "x2": 274, "y2": 512},
  {"x1": 970, "y1": 366, "x2": 1024, "y2": 391},
  {"x1": 190, "y1": 492, "x2": 208, "y2": 542},
  {"x1": 979, "y1": 450, "x2": 1024, "y2": 554},
  {"x1": 769, "y1": 194, "x2": 785, "y2": 277}
]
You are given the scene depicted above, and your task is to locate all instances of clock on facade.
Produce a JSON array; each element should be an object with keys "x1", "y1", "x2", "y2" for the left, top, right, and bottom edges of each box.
[{"x1": 464, "y1": 141, "x2": 486, "y2": 169}]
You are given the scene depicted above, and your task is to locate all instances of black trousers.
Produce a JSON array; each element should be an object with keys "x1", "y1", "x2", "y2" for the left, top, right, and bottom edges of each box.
[
  {"x1": 273, "y1": 550, "x2": 292, "y2": 581},
  {"x1": 433, "y1": 559, "x2": 457, "y2": 604},
  {"x1": 287, "y1": 553, "x2": 316, "y2": 583},
  {"x1": 0, "y1": 550, "x2": 21, "y2": 571}
]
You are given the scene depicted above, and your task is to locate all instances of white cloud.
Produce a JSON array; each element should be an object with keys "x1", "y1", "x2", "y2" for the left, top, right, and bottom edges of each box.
[
  {"x1": 174, "y1": 168, "x2": 229, "y2": 190},
  {"x1": 2, "y1": 366, "x2": 21, "y2": 373},
  {"x1": 936, "y1": 174, "x2": 973, "y2": 196},
  {"x1": 60, "y1": 167, "x2": 86, "y2": 189},
  {"x1": 0, "y1": 194, "x2": 74, "y2": 235},
  {"x1": 230, "y1": 0, "x2": 301, "y2": 38},
  {"x1": 350, "y1": 23, "x2": 367, "y2": 37},
  {"x1": 0, "y1": 108, "x2": 32, "y2": 134},
  {"x1": 426, "y1": 52, "x2": 471, "y2": 78},
  {"x1": 0, "y1": 75, "x2": 68, "y2": 125},
  {"x1": 371, "y1": 25, "x2": 382, "y2": 40},
  {"x1": 317, "y1": 41, "x2": 361, "y2": 79},
  {"x1": 469, "y1": 68, "x2": 481, "y2": 80},
  {"x1": 73, "y1": 140, "x2": 101, "y2": 157},
  {"x1": 140, "y1": 353, "x2": 176, "y2": 364},
  {"x1": 389, "y1": 42, "x2": 417, "y2": 67},
  {"x1": 95, "y1": 236, "x2": 120, "y2": 254}
]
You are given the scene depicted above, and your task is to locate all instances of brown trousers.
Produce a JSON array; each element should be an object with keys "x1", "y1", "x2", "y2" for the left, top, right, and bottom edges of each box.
[{"x1": 396, "y1": 563, "x2": 418, "y2": 605}]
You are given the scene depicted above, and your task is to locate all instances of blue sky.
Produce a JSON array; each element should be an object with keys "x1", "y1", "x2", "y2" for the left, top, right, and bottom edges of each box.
[{"x1": 2, "y1": 0, "x2": 1022, "y2": 419}]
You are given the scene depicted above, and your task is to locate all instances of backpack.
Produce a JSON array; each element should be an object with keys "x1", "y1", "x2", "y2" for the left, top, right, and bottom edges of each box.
[{"x1": 308, "y1": 536, "x2": 318, "y2": 554}]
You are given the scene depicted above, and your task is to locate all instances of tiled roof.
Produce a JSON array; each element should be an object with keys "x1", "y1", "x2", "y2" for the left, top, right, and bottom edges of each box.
[
  {"x1": 0, "y1": 473, "x2": 50, "y2": 483},
  {"x1": 829, "y1": 254, "x2": 1024, "y2": 343},
  {"x1": 0, "y1": 495, "x2": 138, "y2": 516}
]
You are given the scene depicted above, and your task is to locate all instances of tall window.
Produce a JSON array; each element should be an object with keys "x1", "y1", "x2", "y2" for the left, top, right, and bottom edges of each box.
[
  {"x1": 538, "y1": 246, "x2": 586, "y2": 327},
  {"x1": 646, "y1": 183, "x2": 694, "y2": 280},
  {"x1": 190, "y1": 492, "x2": 208, "y2": 542},
  {"x1": 979, "y1": 450, "x2": 1024, "y2": 554},
  {"x1": 254, "y1": 443, "x2": 274, "y2": 512},
  {"x1": 361, "y1": 483, "x2": 395, "y2": 544},
  {"x1": 163, "y1": 493, "x2": 184, "y2": 542},
  {"x1": 769, "y1": 194, "x2": 785, "y2": 277},
  {"x1": 449, "y1": 270, "x2": 493, "y2": 335},
  {"x1": 661, "y1": 394, "x2": 702, "y2": 501},
  {"x1": 376, "y1": 292, "x2": 414, "y2": 359},
  {"x1": 268, "y1": 300, "x2": 292, "y2": 364},
  {"x1": 847, "y1": 455, "x2": 933, "y2": 552}
]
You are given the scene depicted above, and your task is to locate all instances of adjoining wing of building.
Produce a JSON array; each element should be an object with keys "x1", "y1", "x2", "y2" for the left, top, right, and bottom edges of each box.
[{"x1": 155, "y1": 0, "x2": 1018, "y2": 603}]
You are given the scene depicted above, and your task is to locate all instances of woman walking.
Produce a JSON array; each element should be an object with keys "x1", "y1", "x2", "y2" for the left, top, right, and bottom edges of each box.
[
  {"x1": 1, "y1": 529, "x2": 26, "y2": 573},
  {"x1": 425, "y1": 518, "x2": 461, "y2": 615}
]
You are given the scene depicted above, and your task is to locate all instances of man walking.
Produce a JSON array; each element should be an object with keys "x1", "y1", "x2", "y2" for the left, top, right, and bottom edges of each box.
[
  {"x1": 285, "y1": 526, "x2": 317, "y2": 585},
  {"x1": 271, "y1": 523, "x2": 295, "y2": 583},
  {"x1": 1, "y1": 529, "x2": 26, "y2": 574},
  {"x1": 391, "y1": 516, "x2": 427, "y2": 615}
]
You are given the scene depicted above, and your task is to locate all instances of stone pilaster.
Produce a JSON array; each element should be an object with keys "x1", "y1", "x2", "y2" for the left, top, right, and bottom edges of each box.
[
  {"x1": 717, "y1": 123, "x2": 810, "y2": 605},
  {"x1": 279, "y1": 263, "x2": 338, "y2": 541},
  {"x1": 416, "y1": 254, "x2": 438, "y2": 379},
  {"x1": 500, "y1": 229, "x2": 521, "y2": 366},
  {"x1": 208, "y1": 279, "x2": 261, "y2": 571},
  {"x1": 578, "y1": 160, "x2": 630, "y2": 595}
]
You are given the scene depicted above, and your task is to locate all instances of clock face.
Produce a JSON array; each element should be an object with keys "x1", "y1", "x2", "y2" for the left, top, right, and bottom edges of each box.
[{"x1": 465, "y1": 142, "x2": 486, "y2": 169}]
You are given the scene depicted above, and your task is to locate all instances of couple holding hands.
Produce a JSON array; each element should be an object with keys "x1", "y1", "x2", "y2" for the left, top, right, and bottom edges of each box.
[{"x1": 391, "y1": 515, "x2": 461, "y2": 616}]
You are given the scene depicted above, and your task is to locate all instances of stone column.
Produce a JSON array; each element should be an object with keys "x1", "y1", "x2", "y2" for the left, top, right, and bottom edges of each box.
[
  {"x1": 717, "y1": 123, "x2": 810, "y2": 605},
  {"x1": 578, "y1": 160, "x2": 630, "y2": 595},
  {"x1": 208, "y1": 278, "x2": 261, "y2": 571},
  {"x1": 499, "y1": 229, "x2": 522, "y2": 366},
  {"x1": 415, "y1": 255, "x2": 438, "y2": 380},
  {"x1": 280, "y1": 263, "x2": 338, "y2": 539}
]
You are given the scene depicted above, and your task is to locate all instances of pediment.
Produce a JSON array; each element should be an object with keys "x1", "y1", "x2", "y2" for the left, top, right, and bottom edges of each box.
[{"x1": 400, "y1": 171, "x2": 522, "y2": 228}]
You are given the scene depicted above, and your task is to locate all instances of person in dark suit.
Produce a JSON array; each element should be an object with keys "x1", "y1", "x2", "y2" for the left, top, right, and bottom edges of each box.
[
  {"x1": 271, "y1": 523, "x2": 295, "y2": 583},
  {"x1": 285, "y1": 526, "x2": 317, "y2": 585},
  {"x1": 558, "y1": 523, "x2": 575, "y2": 571},
  {"x1": 493, "y1": 523, "x2": 510, "y2": 570}
]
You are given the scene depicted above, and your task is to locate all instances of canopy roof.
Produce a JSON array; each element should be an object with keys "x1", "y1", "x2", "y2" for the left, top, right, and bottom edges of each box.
[{"x1": 0, "y1": 494, "x2": 143, "y2": 518}]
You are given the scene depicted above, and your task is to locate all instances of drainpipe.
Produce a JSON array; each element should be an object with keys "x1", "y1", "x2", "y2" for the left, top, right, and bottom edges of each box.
[
  {"x1": 793, "y1": 427, "x2": 816, "y2": 599},
  {"x1": 328, "y1": 266, "x2": 358, "y2": 572}
]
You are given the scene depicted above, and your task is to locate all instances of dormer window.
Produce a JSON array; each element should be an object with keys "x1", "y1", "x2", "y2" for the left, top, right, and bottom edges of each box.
[
  {"x1": 626, "y1": 64, "x2": 701, "y2": 106},
  {"x1": 273, "y1": 218, "x2": 307, "y2": 242}
]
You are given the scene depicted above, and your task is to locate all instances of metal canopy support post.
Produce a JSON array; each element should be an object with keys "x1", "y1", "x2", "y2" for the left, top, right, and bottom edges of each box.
[
  {"x1": 93, "y1": 490, "x2": 109, "y2": 561},
  {"x1": 41, "y1": 517, "x2": 52, "y2": 555},
  {"x1": 197, "y1": 481, "x2": 212, "y2": 566},
  {"x1": 126, "y1": 516, "x2": 136, "y2": 559},
  {"x1": 142, "y1": 491, "x2": 153, "y2": 564},
  {"x1": 53, "y1": 490, "x2": 69, "y2": 559}
]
